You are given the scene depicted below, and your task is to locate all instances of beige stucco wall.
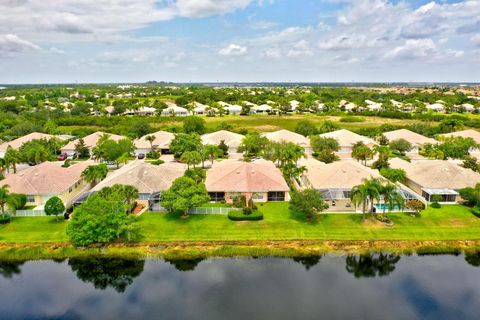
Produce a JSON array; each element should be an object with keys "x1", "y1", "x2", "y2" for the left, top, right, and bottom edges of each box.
[
  {"x1": 223, "y1": 191, "x2": 290, "y2": 203},
  {"x1": 25, "y1": 178, "x2": 88, "y2": 207},
  {"x1": 324, "y1": 199, "x2": 356, "y2": 212}
]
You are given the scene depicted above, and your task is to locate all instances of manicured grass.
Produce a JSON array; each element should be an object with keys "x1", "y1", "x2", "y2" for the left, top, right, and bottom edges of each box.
[
  {"x1": 137, "y1": 203, "x2": 480, "y2": 242},
  {"x1": 1, "y1": 204, "x2": 479, "y2": 243},
  {"x1": 0, "y1": 217, "x2": 68, "y2": 243}
]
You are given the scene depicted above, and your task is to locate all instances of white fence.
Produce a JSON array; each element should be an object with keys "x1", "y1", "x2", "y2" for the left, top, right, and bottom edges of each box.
[
  {"x1": 187, "y1": 207, "x2": 236, "y2": 215},
  {"x1": 8, "y1": 209, "x2": 46, "y2": 217}
]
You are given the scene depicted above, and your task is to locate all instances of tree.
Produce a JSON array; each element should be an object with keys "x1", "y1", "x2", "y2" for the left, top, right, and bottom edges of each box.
[
  {"x1": 437, "y1": 137, "x2": 477, "y2": 159},
  {"x1": 405, "y1": 199, "x2": 424, "y2": 216},
  {"x1": 462, "y1": 156, "x2": 480, "y2": 172},
  {"x1": 204, "y1": 144, "x2": 222, "y2": 165},
  {"x1": 129, "y1": 121, "x2": 151, "y2": 139},
  {"x1": 310, "y1": 136, "x2": 340, "y2": 156},
  {"x1": 66, "y1": 189, "x2": 137, "y2": 246},
  {"x1": 44, "y1": 196, "x2": 65, "y2": 222},
  {"x1": 350, "y1": 179, "x2": 380, "y2": 219},
  {"x1": 184, "y1": 167, "x2": 206, "y2": 183},
  {"x1": 43, "y1": 119, "x2": 59, "y2": 134},
  {"x1": 238, "y1": 132, "x2": 270, "y2": 160},
  {"x1": 380, "y1": 168, "x2": 407, "y2": 183},
  {"x1": 351, "y1": 142, "x2": 374, "y2": 165},
  {"x1": 19, "y1": 139, "x2": 53, "y2": 165},
  {"x1": 217, "y1": 140, "x2": 229, "y2": 156},
  {"x1": 183, "y1": 116, "x2": 206, "y2": 134},
  {"x1": 4, "y1": 146, "x2": 22, "y2": 173},
  {"x1": 0, "y1": 185, "x2": 16, "y2": 217},
  {"x1": 161, "y1": 177, "x2": 210, "y2": 217},
  {"x1": 289, "y1": 189, "x2": 329, "y2": 222},
  {"x1": 145, "y1": 135, "x2": 156, "y2": 152},
  {"x1": 295, "y1": 120, "x2": 318, "y2": 137},
  {"x1": 379, "y1": 183, "x2": 404, "y2": 217},
  {"x1": 169, "y1": 133, "x2": 202, "y2": 159},
  {"x1": 92, "y1": 138, "x2": 134, "y2": 168},
  {"x1": 317, "y1": 120, "x2": 339, "y2": 134},
  {"x1": 74, "y1": 138, "x2": 90, "y2": 158},
  {"x1": 122, "y1": 185, "x2": 139, "y2": 209},
  {"x1": 181, "y1": 150, "x2": 202, "y2": 169},
  {"x1": 372, "y1": 145, "x2": 391, "y2": 170},
  {"x1": 81, "y1": 164, "x2": 108, "y2": 187},
  {"x1": 389, "y1": 139, "x2": 412, "y2": 155}
]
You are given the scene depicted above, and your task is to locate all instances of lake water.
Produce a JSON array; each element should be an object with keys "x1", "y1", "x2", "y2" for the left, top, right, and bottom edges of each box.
[{"x1": 0, "y1": 253, "x2": 479, "y2": 319}]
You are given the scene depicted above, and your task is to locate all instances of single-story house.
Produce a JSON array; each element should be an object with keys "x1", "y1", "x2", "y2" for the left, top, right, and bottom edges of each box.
[
  {"x1": 0, "y1": 161, "x2": 90, "y2": 207},
  {"x1": 161, "y1": 102, "x2": 189, "y2": 116},
  {"x1": 262, "y1": 129, "x2": 311, "y2": 154},
  {"x1": 205, "y1": 159, "x2": 290, "y2": 203},
  {"x1": 389, "y1": 158, "x2": 480, "y2": 203},
  {"x1": 60, "y1": 131, "x2": 127, "y2": 156},
  {"x1": 319, "y1": 129, "x2": 376, "y2": 155},
  {"x1": 426, "y1": 103, "x2": 445, "y2": 112},
  {"x1": 90, "y1": 160, "x2": 185, "y2": 210},
  {"x1": 218, "y1": 102, "x2": 242, "y2": 115},
  {"x1": 192, "y1": 102, "x2": 216, "y2": 116},
  {"x1": 125, "y1": 106, "x2": 156, "y2": 116},
  {"x1": 299, "y1": 158, "x2": 420, "y2": 212},
  {"x1": 201, "y1": 130, "x2": 244, "y2": 154},
  {"x1": 134, "y1": 131, "x2": 175, "y2": 156},
  {"x1": 383, "y1": 129, "x2": 437, "y2": 153},
  {"x1": 251, "y1": 104, "x2": 272, "y2": 114},
  {"x1": 440, "y1": 129, "x2": 480, "y2": 153},
  {"x1": 0, "y1": 132, "x2": 66, "y2": 158}
]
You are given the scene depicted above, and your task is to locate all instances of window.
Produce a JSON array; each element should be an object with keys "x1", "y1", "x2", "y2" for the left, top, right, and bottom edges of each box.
[
  {"x1": 251, "y1": 192, "x2": 264, "y2": 200},
  {"x1": 27, "y1": 195, "x2": 35, "y2": 203},
  {"x1": 209, "y1": 192, "x2": 225, "y2": 202},
  {"x1": 268, "y1": 191, "x2": 285, "y2": 202},
  {"x1": 69, "y1": 187, "x2": 73, "y2": 193}
]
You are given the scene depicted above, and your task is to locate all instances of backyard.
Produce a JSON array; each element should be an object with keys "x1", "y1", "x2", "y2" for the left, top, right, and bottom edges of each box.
[{"x1": 0, "y1": 203, "x2": 479, "y2": 244}]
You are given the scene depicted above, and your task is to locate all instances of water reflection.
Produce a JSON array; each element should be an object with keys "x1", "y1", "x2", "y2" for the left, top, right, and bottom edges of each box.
[
  {"x1": 465, "y1": 252, "x2": 480, "y2": 267},
  {"x1": 0, "y1": 260, "x2": 25, "y2": 278},
  {"x1": 68, "y1": 257, "x2": 145, "y2": 292},
  {"x1": 345, "y1": 253, "x2": 401, "y2": 278},
  {"x1": 164, "y1": 258, "x2": 205, "y2": 271},
  {"x1": 292, "y1": 255, "x2": 322, "y2": 270}
]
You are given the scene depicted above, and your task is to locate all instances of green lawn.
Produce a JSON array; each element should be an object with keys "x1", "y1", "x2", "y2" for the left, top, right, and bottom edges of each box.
[
  {"x1": 137, "y1": 203, "x2": 480, "y2": 242},
  {"x1": 0, "y1": 217, "x2": 68, "y2": 243},
  {"x1": 1, "y1": 203, "x2": 479, "y2": 243}
]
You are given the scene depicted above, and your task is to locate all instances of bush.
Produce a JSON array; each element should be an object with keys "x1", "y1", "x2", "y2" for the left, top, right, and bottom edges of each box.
[
  {"x1": 149, "y1": 159, "x2": 165, "y2": 166},
  {"x1": 340, "y1": 116, "x2": 365, "y2": 123},
  {"x1": 9, "y1": 193, "x2": 27, "y2": 210},
  {"x1": 62, "y1": 159, "x2": 71, "y2": 168},
  {"x1": 472, "y1": 207, "x2": 480, "y2": 218},
  {"x1": 242, "y1": 207, "x2": 253, "y2": 215},
  {"x1": 228, "y1": 210, "x2": 263, "y2": 221},
  {"x1": 146, "y1": 150, "x2": 160, "y2": 159},
  {"x1": 0, "y1": 214, "x2": 12, "y2": 224},
  {"x1": 232, "y1": 195, "x2": 246, "y2": 208},
  {"x1": 430, "y1": 202, "x2": 441, "y2": 209}
]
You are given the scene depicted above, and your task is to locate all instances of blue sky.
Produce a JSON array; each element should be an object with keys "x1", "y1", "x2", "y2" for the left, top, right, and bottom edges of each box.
[{"x1": 0, "y1": 0, "x2": 479, "y2": 83}]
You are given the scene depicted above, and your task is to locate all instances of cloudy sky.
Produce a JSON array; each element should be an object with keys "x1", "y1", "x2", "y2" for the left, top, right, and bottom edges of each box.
[{"x1": 0, "y1": 0, "x2": 479, "y2": 84}]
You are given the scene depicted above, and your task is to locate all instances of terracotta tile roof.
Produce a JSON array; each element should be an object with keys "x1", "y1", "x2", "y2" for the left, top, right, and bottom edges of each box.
[
  {"x1": 201, "y1": 130, "x2": 244, "y2": 148},
  {"x1": 262, "y1": 129, "x2": 310, "y2": 148},
  {"x1": 0, "y1": 161, "x2": 90, "y2": 195},
  {"x1": 0, "y1": 132, "x2": 65, "y2": 152},
  {"x1": 300, "y1": 158, "x2": 384, "y2": 189},
  {"x1": 61, "y1": 131, "x2": 127, "y2": 151},
  {"x1": 205, "y1": 159, "x2": 289, "y2": 192},
  {"x1": 91, "y1": 160, "x2": 186, "y2": 193},
  {"x1": 135, "y1": 131, "x2": 175, "y2": 150},
  {"x1": 390, "y1": 157, "x2": 480, "y2": 189},
  {"x1": 383, "y1": 129, "x2": 437, "y2": 147},
  {"x1": 320, "y1": 129, "x2": 376, "y2": 148}
]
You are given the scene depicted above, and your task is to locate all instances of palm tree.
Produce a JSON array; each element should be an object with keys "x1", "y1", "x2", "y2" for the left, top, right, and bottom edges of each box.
[
  {"x1": 4, "y1": 146, "x2": 22, "y2": 173},
  {"x1": 379, "y1": 183, "x2": 404, "y2": 216},
  {"x1": 81, "y1": 164, "x2": 108, "y2": 187},
  {"x1": 350, "y1": 178, "x2": 381, "y2": 219},
  {"x1": 181, "y1": 151, "x2": 202, "y2": 169},
  {"x1": 0, "y1": 185, "x2": 15, "y2": 216},
  {"x1": 122, "y1": 185, "x2": 139, "y2": 210},
  {"x1": 145, "y1": 135, "x2": 156, "y2": 153}
]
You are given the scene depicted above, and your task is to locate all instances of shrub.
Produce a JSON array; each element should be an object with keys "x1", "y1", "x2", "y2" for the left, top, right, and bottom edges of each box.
[
  {"x1": 472, "y1": 207, "x2": 480, "y2": 218},
  {"x1": 0, "y1": 214, "x2": 12, "y2": 224},
  {"x1": 232, "y1": 195, "x2": 246, "y2": 208},
  {"x1": 430, "y1": 194, "x2": 442, "y2": 208},
  {"x1": 430, "y1": 202, "x2": 441, "y2": 209},
  {"x1": 146, "y1": 150, "x2": 160, "y2": 159},
  {"x1": 149, "y1": 159, "x2": 165, "y2": 166},
  {"x1": 339, "y1": 116, "x2": 365, "y2": 123},
  {"x1": 242, "y1": 207, "x2": 253, "y2": 215},
  {"x1": 62, "y1": 159, "x2": 71, "y2": 168},
  {"x1": 247, "y1": 198, "x2": 257, "y2": 210},
  {"x1": 228, "y1": 210, "x2": 263, "y2": 221}
]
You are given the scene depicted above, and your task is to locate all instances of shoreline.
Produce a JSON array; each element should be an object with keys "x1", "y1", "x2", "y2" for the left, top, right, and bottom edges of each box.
[{"x1": 1, "y1": 240, "x2": 479, "y2": 260}]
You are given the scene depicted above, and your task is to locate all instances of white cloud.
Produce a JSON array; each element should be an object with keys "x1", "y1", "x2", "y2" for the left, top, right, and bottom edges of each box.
[
  {"x1": 251, "y1": 20, "x2": 278, "y2": 30},
  {"x1": 218, "y1": 44, "x2": 248, "y2": 56},
  {"x1": 0, "y1": 34, "x2": 40, "y2": 57},
  {"x1": 262, "y1": 48, "x2": 281, "y2": 59},
  {"x1": 49, "y1": 47, "x2": 65, "y2": 54},
  {"x1": 384, "y1": 39, "x2": 437, "y2": 60},
  {"x1": 287, "y1": 40, "x2": 313, "y2": 57},
  {"x1": 176, "y1": 0, "x2": 252, "y2": 18}
]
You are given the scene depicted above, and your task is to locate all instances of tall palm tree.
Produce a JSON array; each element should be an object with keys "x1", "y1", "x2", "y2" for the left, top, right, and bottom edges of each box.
[
  {"x1": 81, "y1": 164, "x2": 108, "y2": 187},
  {"x1": 0, "y1": 185, "x2": 15, "y2": 216},
  {"x1": 364, "y1": 178, "x2": 382, "y2": 213},
  {"x1": 145, "y1": 135, "x2": 156, "y2": 153},
  {"x1": 4, "y1": 146, "x2": 21, "y2": 173},
  {"x1": 379, "y1": 183, "x2": 404, "y2": 216},
  {"x1": 351, "y1": 178, "x2": 381, "y2": 219}
]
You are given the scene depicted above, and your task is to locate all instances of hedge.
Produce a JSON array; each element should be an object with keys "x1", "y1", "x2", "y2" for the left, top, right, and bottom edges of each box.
[{"x1": 227, "y1": 210, "x2": 264, "y2": 221}]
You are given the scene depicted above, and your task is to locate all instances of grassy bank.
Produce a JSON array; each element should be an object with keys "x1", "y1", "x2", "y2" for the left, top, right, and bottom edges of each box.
[{"x1": 1, "y1": 204, "x2": 479, "y2": 245}]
